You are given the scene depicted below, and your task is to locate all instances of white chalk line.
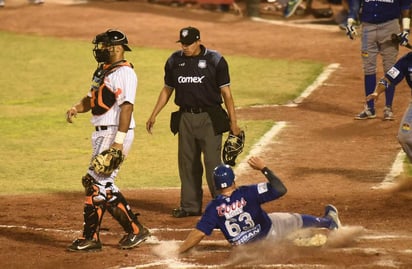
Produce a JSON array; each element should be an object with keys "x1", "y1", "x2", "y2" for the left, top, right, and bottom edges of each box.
[
  {"x1": 234, "y1": 63, "x2": 340, "y2": 177},
  {"x1": 128, "y1": 263, "x2": 331, "y2": 269},
  {"x1": 292, "y1": 63, "x2": 341, "y2": 105},
  {"x1": 372, "y1": 150, "x2": 406, "y2": 190},
  {"x1": 2, "y1": 223, "x2": 412, "y2": 240},
  {"x1": 234, "y1": 121, "x2": 287, "y2": 177},
  {"x1": 250, "y1": 16, "x2": 342, "y2": 32},
  {"x1": 3, "y1": 221, "x2": 412, "y2": 268}
]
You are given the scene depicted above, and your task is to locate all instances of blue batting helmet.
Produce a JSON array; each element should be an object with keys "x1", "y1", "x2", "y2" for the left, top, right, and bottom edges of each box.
[{"x1": 213, "y1": 164, "x2": 235, "y2": 190}]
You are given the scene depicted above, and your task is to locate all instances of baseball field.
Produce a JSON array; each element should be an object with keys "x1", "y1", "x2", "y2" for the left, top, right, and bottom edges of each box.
[{"x1": 1, "y1": 0, "x2": 412, "y2": 268}]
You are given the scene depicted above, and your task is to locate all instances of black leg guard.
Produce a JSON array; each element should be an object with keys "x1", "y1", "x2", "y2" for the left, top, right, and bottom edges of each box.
[
  {"x1": 107, "y1": 191, "x2": 143, "y2": 234},
  {"x1": 81, "y1": 174, "x2": 106, "y2": 241},
  {"x1": 82, "y1": 203, "x2": 106, "y2": 241}
]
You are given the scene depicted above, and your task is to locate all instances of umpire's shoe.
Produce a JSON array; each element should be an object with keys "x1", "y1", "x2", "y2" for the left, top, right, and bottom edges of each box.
[
  {"x1": 324, "y1": 204, "x2": 342, "y2": 230},
  {"x1": 172, "y1": 207, "x2": 202, "y2": 218},
  {"x1": 67, "y1": 238, "x2": 102, "y2": 252},
  {"x1": 119, "y1": 227, "x2": 150, "y2": 249}
]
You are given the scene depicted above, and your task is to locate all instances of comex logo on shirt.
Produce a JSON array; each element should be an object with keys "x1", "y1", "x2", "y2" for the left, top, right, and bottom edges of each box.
[{"x1": 178, "y1": 76, "x2": 205, "y2": 84}]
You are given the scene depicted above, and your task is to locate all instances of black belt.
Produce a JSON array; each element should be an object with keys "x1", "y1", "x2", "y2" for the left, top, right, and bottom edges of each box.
[
  {"x1": 95, "y1": 126, "x2": 108, "y2": 131},
  {"x1": 95, "y1": 126, "x2": 133, "y2": 131},
  {"x1": 179, "y1": 107, "x2": 207, "y2": 114}
]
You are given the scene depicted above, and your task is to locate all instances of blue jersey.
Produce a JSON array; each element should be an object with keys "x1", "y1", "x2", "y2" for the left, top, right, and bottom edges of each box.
[
  {"x1": 385, "y1": 52, "x2": 412, "y2": 88},
  {"x1": 347, "y1": 0, "x2": 410, "y2": 24},
  {"x1": 196, "y1": 182, "x2": 284, "y2": 245}
]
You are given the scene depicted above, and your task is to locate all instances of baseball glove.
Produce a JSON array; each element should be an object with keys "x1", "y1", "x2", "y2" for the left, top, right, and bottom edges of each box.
[
  {"x1": 91, "y1": 147, "x2": 124, "y2": 175},
  {"x1": 222, "y1": 130, "x2": 245, "y2": 166}
]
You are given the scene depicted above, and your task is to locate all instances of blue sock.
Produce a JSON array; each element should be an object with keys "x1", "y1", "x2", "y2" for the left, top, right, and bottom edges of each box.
[
  {"x1": 365, "y1": 74, "x2": 376, "y2": 110},
  {"x1": 301, "y1": 214, "x2": 331, "y2": 228},
  {"x1": 385, "y1": 84, "x2": 395, "y2": 107}
]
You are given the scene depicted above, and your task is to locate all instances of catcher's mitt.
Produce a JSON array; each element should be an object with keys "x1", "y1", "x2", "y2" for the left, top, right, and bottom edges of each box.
[
  {"x1": 222, "y1": 130, "x2": 245, "y2": 166},
  {"x1": 91, "y1": 148, "x2": 124, "y2": 175}
]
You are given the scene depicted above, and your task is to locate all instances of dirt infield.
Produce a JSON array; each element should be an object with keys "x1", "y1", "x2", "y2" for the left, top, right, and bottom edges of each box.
[{"x1": 1, "y1": 1, "x2": 412, "y2": 268}]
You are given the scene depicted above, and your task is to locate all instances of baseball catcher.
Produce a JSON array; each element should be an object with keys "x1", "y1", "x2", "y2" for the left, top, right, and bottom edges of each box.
[
  {"x1": 91, "y1": 147, "x2": 124, "y2": 175},
  {"x1": 222, "y1": 130, "x2": 245, "y2": 166},
  {"x1": 66, "y1": 29, "x2": 150, "y2": 252}
]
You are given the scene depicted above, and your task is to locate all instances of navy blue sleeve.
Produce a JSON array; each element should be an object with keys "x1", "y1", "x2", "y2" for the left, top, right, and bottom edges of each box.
[
  {"x1": 216, "y1": 56, "x2": 230, "y2": 88},
  {"x1": 196, "y1": 202, "x2": 219, "y2": 236},
  {"x1": 385, "y1": 53, "x2": 411, "y2": 86}
]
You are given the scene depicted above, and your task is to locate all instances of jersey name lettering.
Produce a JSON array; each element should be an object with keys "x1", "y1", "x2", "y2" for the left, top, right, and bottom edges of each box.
[
  {"x1": 233, "y1": 224, "x2": 261, "y2": 245},
  {"x1": 177, "y1": 75, "x2": 205, "y2": 84},
  {"x1": 216, "y1": 198, "x2": 247, "y2": 218}
]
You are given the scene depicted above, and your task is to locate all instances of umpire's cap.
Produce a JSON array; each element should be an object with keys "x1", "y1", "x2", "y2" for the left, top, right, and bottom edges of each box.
[
  {"x1": 93, "y1": 29, "x2": 132, "y2": 51},
  {"x1": 176, "y1": 26, "x2": 200, "y2": 45},
  {"x1": 213, "y1": 164, "x2": 235, "y2": 190}
]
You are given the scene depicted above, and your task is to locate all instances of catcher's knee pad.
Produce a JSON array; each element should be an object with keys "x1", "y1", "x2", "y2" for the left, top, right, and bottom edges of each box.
[
  {"x1": 82, "y1": 174, "x2": 107, "y2": 204},
  {"x1": 107, "y1": 192, "x2": 142, "y2": 234},
  {"x1": 82, "y1": 174, "x2": 97, "y2": 196}
]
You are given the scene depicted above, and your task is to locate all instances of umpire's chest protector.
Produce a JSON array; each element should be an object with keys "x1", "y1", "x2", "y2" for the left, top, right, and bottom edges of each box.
[{"x1": 166, "y1": 47, "x2": 228, "y2": 107}]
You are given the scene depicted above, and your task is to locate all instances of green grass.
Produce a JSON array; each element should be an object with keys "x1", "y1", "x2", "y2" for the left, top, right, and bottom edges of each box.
[{"x1": 0, "y1": 31, "x2": 324, "y2": 194}]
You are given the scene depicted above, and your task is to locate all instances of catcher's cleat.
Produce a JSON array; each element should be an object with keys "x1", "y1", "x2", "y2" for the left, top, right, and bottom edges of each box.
[
  {"x1": 354, "y1": 107, "x2": 376, "y2": 120},
  {"x1": 172, "y1": 207, "x2": 202, "y2": 218},
  {"x1": 383, "y1": 106, "x2": 394, "y2": 121},
  {"x1": 119, "y1": 227, "x2": 150, "y2": 249},
  {"x1": 67, "y1": 238, "x2": 102, "y2": 252},
  {"x1": 324, "y1": 204, "x2": 342, "y2": 230}
]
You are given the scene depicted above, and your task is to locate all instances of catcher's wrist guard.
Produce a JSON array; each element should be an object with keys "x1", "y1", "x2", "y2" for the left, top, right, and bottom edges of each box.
[
  {"x1": 222, "y1": 130, "x2": 245, "y2": 166},
  {"x1": 91, "y1": 147, "x2": 124, "y2": 175},
  {"x1": 114, "y1": 131, "x2": 127, "y2": 144}
]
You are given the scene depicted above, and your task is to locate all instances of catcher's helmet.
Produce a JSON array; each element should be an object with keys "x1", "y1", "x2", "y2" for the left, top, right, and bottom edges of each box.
[
  {"x1": 213, "y1": 164, "x2": 235, "y2": 190},
  {"x1": 93, "y1": 29, "x2": 131, "y2": 51}
]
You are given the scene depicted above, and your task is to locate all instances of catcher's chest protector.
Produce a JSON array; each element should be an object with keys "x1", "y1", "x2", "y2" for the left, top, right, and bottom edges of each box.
[{"x1": 90, "y1": 61, "x2": 132, "y2": 116}]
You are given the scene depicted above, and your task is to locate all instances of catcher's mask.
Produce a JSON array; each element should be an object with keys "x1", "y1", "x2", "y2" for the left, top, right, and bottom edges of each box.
[
  {"x1": 213, "y1": 164, "x2": 235, "y2": 190},
  {"x1": 92, "y1": 29, "x2": 131, "y2": 63}
]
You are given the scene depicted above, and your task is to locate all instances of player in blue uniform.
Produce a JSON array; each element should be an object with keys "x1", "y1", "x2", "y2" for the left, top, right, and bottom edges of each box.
[
  {"x1": 345, "y1": 0, "x2": 411, "y2": 120},
  {"x1": 178, "y1": 156, "x2": 341, "y2": 253},
  {"x1": 366, "y1": 52, "x2": 412, "y2": 162}
]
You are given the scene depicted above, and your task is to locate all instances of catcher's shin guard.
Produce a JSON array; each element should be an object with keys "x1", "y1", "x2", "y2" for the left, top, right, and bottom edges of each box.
[
  {"x1": 107, "y1": 192, "x2": 143, "y2": 234},
  {"x1": 82, "y1": 203, "x2": 106, "y2": 241},
  {"x1": 81, "y1": 174, "x2": 107, "y2": 240}
]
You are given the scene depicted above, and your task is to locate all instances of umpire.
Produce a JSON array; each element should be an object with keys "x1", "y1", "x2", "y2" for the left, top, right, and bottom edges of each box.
[{"x1": 146, "y1": 26, "x2": 241, "y2": 218}]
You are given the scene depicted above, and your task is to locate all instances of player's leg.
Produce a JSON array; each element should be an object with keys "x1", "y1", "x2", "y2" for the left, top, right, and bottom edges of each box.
[
  {"x1": 379, "y1": 19, "x2": 400, "y2": 120},
  {"x1": 301, "y1": 204, "x2": 342, "y2": 230},
  {"x1": 267, "y1": 205, "x2": 341, "y2": 242},
  {"x1": 355, "y1": 23, "x2": 378, "y2": 120},
  {"x1": 106, "y1": 189, "x2": 150, "y2": 249},
  {"x1": 174, "y1": 113, "x2": 204, "y2": 217},
  {"x1": 397, "y1": 102, "x2": 412, "y2": 162},
  {"x1": 199, "y1": 113, "x2": 222, "y2": 199},
  {"x1": 266, "y1": 212, "x2": 303, "y2": 242},
  {"x1": 67, "y1": 174, "x2": 106, "y2": 252}
]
